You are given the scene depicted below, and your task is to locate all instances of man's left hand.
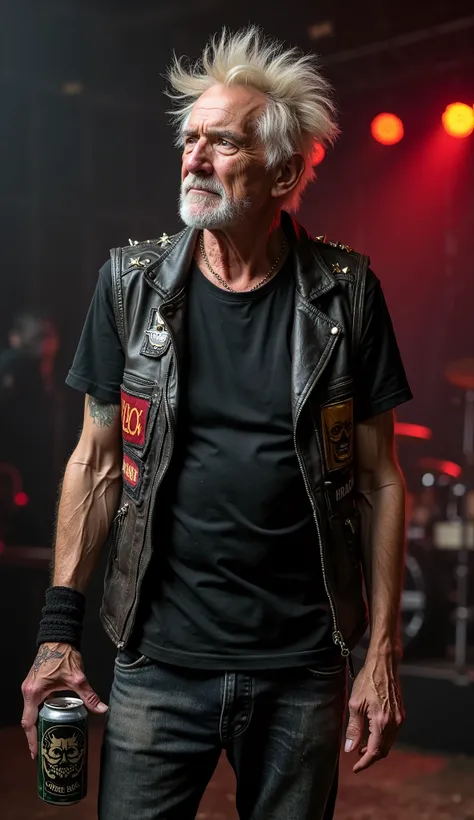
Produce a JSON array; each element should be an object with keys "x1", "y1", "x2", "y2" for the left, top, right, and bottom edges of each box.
[{"x1": 344, "y1": 651, "x2": 405, "y2": 773}]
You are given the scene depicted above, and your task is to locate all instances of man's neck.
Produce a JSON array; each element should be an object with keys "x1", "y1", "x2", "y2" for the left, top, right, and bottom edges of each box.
[{"x1": 197, "y1": 214, "x2": 286, "y2": 292}]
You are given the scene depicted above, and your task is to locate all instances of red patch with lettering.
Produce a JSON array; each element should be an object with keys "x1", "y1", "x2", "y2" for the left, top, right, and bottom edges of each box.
[
  {"x1": 121, "y1": 390, "x2": 149, "y2": 446},
  {"x1": 122, "y1": 453, "x2": 140, "y2": 488}
]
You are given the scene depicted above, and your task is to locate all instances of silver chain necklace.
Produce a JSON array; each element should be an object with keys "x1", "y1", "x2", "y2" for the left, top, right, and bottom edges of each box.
[{"x1": 199, "y1": 231, "x2": 287, "y2": 293}]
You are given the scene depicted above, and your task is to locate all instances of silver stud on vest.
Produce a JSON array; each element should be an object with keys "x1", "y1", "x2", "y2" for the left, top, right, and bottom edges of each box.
[
  {"x1": 331, "y1": 262, "x2": 351, "y2": 275},
  {"x1": 316, "y1": 235, "x2": 354, "y2": 254},
  {"x1": 129, "y1": 256, "x2": 151, "y2": 269}
]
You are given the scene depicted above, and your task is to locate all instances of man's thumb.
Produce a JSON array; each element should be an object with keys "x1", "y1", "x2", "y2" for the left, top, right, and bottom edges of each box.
[
  {"x1": 345, "y1": 710, "x2": 363, "y2": 753},
  {"x1": 77, "y1": 682, "x2": 108, "y2": 714},
  {"x1": 93, "y1": 701, "x2": 109, "y2": 714}
]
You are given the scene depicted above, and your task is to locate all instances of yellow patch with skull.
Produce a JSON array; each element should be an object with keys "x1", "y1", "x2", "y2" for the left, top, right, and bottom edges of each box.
[{"x1": 321, "y1": 399, "x2": 354, "y2": 472}]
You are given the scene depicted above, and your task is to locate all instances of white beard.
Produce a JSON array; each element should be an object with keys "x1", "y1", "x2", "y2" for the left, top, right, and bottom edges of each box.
[{"x1": 179, "y1": 176, "x2": 251, "y2": 229}]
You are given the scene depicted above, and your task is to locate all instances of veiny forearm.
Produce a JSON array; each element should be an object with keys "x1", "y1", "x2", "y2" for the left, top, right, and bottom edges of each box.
[
  {"x1": 53, "y1": 454, "x2": 122, "y2": 591},
  {"x1": 357, "y1": 471, "x2": 406, "y2": 659}
]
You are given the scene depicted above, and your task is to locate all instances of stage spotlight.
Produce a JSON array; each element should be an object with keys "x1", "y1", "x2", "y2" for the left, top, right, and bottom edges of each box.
[
  {"x1": 14, "y1": 491, "x2": 29, "y2": 507},
  {"x1": 394, "y1": 423, "x2": 432, "y2": 440},
  {"x1": 371, "y1": 113, "x2": 404, "y2": 146},
  {"x1": 311, "y1": 142, "x2": 326, "y2": 166},
  {"x1": 442, "y1": 103, "x2": 474, "y2": 138}
]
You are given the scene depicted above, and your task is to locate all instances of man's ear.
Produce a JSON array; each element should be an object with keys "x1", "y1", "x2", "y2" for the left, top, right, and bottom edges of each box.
[{"x1": 271, "y1": 154, "x2": 306, "y2": 201}]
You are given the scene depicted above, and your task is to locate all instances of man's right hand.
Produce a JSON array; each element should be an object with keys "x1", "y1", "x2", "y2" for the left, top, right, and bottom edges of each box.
[{"x1": 21, "y1": 642, "x2": 108, "y2": 759}]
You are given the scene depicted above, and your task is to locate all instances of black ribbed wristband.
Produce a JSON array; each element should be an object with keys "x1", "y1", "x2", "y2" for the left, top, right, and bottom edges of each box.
[{"x1": 36, "y1": 586, "x2": 86, "y2": 650}]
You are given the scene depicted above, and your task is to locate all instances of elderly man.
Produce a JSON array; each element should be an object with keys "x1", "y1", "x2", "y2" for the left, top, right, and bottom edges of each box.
[{"x1": 22, "y1": 27, "x2": 412, "y2": 820}]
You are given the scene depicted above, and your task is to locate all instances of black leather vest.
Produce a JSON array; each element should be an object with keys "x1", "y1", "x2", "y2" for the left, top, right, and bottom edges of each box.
[{"x1": 100, "y1": 213, "x2": 369, "y2": 656}]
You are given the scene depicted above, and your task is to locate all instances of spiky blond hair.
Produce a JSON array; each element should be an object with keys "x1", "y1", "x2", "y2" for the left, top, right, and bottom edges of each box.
[{"x1": 167, "y1": 27, "x2": 339, "y2": 212}]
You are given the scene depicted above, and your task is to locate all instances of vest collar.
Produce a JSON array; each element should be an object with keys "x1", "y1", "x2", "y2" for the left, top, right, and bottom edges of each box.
[{"x1": 143, "y1": 212, "x2": 339, "y2": 303}]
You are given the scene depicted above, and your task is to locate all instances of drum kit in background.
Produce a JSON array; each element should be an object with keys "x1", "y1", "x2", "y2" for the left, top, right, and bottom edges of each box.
[{"x1": 355, "y1": 359, "x2": 474, "y2": 680}]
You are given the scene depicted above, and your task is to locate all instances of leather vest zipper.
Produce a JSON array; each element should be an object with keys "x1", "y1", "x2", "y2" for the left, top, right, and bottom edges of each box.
[
  {"x1": 112, "y1": 503, "x2": 129, "y2": 562},
  {"x1": 292, "y1": 327, "x2": 351, "y2": 663},
  {"x1": 313, "y1": 418, "x2": 355, "y2": 677},
  {"x1": 293, "y1": 430, "x2": 349, "y2": 659}
]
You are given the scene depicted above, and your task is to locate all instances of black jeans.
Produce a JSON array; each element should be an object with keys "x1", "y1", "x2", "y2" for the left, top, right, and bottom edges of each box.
[{"x1": 98, "y1": 651, "x2": 346, "y2": 820}]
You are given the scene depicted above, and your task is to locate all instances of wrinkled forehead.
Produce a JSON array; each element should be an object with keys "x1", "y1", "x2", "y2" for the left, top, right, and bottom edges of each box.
[{"x1": 187, "y1": 84, "x2": 268, "y2": 137}]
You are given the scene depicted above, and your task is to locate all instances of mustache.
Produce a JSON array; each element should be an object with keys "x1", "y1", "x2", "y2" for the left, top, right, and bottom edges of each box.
[{"x1": 182, "y1": 176, "x2": 224, "y2": 196}]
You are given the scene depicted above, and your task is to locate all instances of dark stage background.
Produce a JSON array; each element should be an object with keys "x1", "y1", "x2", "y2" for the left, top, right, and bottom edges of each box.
[{"x1": 1, "y1": 0, "x2": 473, "y2": 462}]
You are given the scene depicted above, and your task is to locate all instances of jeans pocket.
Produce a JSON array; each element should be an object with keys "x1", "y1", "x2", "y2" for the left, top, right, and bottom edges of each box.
[
  {"x1": 306, "y1": 663, "x2": 346, "y2": 679},
  {"x1": 115, "y1": 649, "x2": 152, "y2": 671}
]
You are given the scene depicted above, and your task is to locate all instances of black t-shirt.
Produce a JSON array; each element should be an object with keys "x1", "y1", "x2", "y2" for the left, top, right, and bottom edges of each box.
[
  {"x1": 67, "y1": 253, "x2": 412, "y2": 670},
  {"x1": 134, "y1": 258, "x2": 339, "y2": 669}
]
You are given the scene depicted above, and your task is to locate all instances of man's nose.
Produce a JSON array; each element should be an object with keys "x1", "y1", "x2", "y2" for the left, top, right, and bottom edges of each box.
[{"x1": 183, "y1": 139, "x2": 213, "y2": 175}]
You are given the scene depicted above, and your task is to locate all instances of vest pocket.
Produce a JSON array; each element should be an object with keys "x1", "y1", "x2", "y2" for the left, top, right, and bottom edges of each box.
[
  {"x1": 112, "y1": 502, "x2": 129, "y2": 567},
  {"x1": 342, "y1": 509, "x2": 362, "y2": 570},
  {"x1": 329, "y1": 506, "x2": 362, "y2": 589},
  {"x1": 101, "y1": 498, "x2": 137, "y2": 636}
]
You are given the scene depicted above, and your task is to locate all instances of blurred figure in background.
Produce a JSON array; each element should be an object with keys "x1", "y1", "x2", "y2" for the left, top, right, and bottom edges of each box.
[{"x1": 0, "y1": 311, "x2": 60, "y2": 545}]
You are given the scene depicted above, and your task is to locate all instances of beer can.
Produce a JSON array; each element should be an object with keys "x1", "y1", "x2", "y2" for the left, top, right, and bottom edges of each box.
[{"x1": 38, "y1": 696, "x2": 88, "y2": 805}]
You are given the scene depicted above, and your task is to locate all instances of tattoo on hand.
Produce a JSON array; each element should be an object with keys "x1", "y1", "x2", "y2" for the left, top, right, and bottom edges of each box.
[
  {"x1": 33, "y1": 646, "x2": 66, "y2": 677},
  {"x1": 88, "y1": 396, "x2": 119, "y2": 428}
]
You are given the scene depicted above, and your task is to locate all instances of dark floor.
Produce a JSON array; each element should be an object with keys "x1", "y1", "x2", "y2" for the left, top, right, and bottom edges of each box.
[{"x1": 2, "y1": 721, "x2": 474, "y2": 820}]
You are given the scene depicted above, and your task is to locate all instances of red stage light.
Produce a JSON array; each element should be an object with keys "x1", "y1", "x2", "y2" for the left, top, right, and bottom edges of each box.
[
  {"x1": 14, "y1": 491, "x2": 29, "y2": 507},
  {"x1": 394, "y1": 423, "x2": 432, "y2": 440},
  {"x1": 371, "y1": 113, "x2": 404, "y2": 146},
  {"x1": 442, "y1": 103, "x2": 474, "y2": 139},
  {"x1": 311, "y1": 142, "x2": 326, "y2": 166},
  {"x1": 420, "y1": 458, "x2": 462, "y2": 479}
]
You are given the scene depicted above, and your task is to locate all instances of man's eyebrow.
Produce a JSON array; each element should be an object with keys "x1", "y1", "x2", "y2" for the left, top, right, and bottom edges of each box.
[{"x1": 182, "y1": 127, "x2": 246, "y2": 146}]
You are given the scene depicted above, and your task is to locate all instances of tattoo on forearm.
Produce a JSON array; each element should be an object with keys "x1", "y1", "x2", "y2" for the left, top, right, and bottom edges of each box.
[
  {"x1": 88, "y1": 396, "x2": 119, "y2": 428},
  {"x1": 33, "y1": 646, "x2": 66, "y2": 677}
]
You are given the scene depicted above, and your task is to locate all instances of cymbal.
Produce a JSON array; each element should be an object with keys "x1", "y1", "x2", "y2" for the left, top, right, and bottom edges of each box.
[
  {"x1": 417, "y1": 457, "x2": 462, "y2": 479},
  {"x1": 394, "y1": 422, "x2": 432, "y2": 441},
  {"x1": 445, "y1": 358, "x2": 474, "y2": 390}
]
